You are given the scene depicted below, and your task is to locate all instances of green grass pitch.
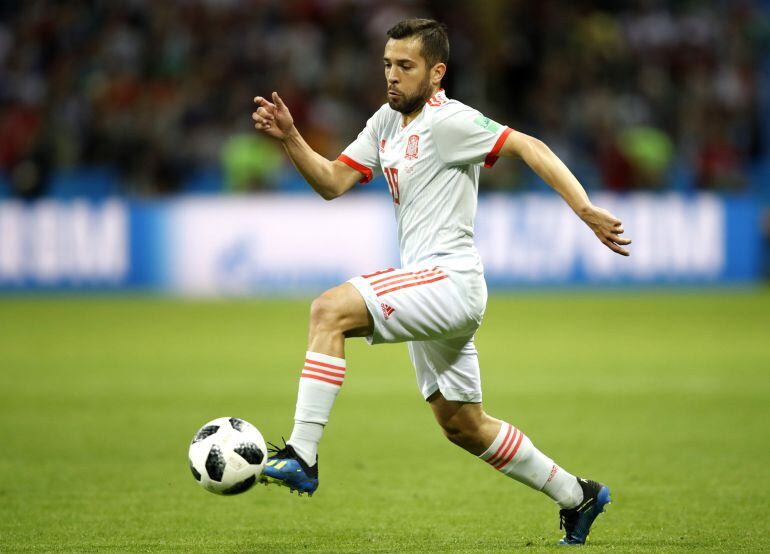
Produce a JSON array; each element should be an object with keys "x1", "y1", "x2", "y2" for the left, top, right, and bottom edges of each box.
[{"x1": 1, "y1": 291, "x2": 768, "y2": 552}]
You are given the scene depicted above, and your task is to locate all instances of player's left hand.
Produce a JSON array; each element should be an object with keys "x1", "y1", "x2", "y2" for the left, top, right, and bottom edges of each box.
[{"x1": 580, "y1": 205, "x2": 632, "y2": 256}]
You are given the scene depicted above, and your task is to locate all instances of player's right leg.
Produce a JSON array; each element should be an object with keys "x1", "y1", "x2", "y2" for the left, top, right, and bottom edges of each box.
[
  {"x1": 262, "y1": 262, "x2": 478, "y2": 496},
  {"x1": 260, "y1": 282, "x2": 372, "y2": 495}
]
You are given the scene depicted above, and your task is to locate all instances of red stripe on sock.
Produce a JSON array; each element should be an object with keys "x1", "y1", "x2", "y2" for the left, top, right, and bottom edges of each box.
[
  {"x1": 302, "y1": 365, "x2": 346, "y2": 378},
  {"x1": 492, "y1": 428, "x2": 519, "y2": 470},
  {"x1": 495, "y1": 430, "x2": 524, "y2": 470},
  {"x1": 486, "y1": 425, "x2": 513, "y2": 465},
  {"x1": 301, "y1": 372, "x2": 343, "y2": 386},
  {"x1": 304, "y1": 358, "x2": 346, "y2": 371}
]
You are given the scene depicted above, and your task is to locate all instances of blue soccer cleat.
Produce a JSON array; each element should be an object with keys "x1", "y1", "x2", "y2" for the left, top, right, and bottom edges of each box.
[
  {"x1": 558, "y1": 477, "x2": 611, "y2": 545},
  {"x1": 259, "y1": 442, "x2": 318, "y2": 496}
]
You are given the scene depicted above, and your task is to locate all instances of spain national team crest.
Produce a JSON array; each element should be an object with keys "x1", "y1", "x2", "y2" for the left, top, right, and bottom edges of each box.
[
  {"x1": 379, "y1": 139, "x2": 386, "y2": 153},
  {"x1": 405, "y1": 134, "x2": 419, "y2": 160}
]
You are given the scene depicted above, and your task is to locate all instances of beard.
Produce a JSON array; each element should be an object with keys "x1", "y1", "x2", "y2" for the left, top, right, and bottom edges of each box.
[{"x1": 387, "y1": 75, "x2": 434, "y2": 114}]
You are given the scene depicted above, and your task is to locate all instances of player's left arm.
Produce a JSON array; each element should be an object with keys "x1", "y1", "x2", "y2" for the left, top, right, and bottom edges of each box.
[{"x1": 499, "y1": 130, "x2": 632, "y2": 256}]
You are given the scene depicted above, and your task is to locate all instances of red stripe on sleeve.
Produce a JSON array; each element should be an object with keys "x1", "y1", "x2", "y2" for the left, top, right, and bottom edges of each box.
[
  {"x1": 483, "y1": 127, "x2": 513, "y2": 169},
  {"x1": 337, "y1": 154, "x2": 374, "y2": 184}
]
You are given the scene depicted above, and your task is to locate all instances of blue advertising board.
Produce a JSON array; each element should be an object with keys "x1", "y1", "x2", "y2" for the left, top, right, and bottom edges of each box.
[{"x1": 0, "y1": 194, "x2": 763, "y2": 294}]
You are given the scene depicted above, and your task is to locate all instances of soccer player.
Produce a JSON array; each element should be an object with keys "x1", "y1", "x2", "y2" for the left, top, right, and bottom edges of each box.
[{"x1": 252, "y1": 19, "x2": 630, "y2": 545}]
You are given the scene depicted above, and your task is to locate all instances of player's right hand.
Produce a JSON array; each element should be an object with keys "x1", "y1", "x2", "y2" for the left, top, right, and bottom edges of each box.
[{"x1": 253, "y1": 92, "x2": 295, "y2": 141}]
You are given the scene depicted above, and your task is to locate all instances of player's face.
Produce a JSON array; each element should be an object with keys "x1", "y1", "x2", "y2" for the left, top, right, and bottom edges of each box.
[{"x1": 383, "y1": 38, "x2": 440, "y2": 115}]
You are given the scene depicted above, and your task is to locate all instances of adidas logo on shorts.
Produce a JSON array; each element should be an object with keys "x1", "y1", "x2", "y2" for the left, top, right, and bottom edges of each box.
[{"x1": 380, "y1": 302, "x2": 395, "y2": 320}]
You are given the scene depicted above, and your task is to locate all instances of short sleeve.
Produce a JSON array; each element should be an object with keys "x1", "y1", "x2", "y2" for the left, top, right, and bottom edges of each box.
[
  {"x1": 433, "y1": 107, "x2": 513, "y2": 168},
  {"x1": 337, "y1": 113, "x2": 380, "y2": 184}
]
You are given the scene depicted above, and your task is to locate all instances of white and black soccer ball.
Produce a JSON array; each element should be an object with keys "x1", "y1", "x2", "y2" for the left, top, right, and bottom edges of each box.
[{"x1": 188, "y1": 417, "x2": 267, "y2": 495}]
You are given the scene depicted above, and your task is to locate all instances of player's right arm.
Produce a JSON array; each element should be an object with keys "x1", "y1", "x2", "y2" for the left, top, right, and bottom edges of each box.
[{"x1": 253, "y1": 92, "x2": 361, "y2": 200}]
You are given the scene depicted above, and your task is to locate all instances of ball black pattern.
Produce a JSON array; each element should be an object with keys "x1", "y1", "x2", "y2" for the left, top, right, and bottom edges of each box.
[
  {"x1": 222, "y1": 475, "x2": 256, "y2": 495},
  {"x1": 228, "y1": 417, "x2": 245, "y2": 431},
  {"x1": 192, "y1": 425, "x2": 219, "y2": 444},
  {"x1": 205, "y1": 444, "x2": 226, "y2": 482},
  {"x1": 233, "y1": 442, "x2": 264, "y2": 465},
  {"x1": 189, "y1": 460, "x2": 201, "y2": 481}
]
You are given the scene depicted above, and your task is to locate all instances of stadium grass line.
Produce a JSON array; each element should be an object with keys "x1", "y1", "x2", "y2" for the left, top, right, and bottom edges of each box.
[{"x1": 0, "y1": 292, "x2": 768, "y2": 552}]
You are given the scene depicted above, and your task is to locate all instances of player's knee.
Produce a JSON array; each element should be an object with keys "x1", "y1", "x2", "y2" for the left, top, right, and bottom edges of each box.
[
  {"x1": 437, "y1": 417, "x2": 481, "y2": 449},
  {"x1": 309, "y1": 291, "x2": 346, "y2": 333},
  {"x1": 439, "y1": 421, "x2": 464, "y2": 446}
]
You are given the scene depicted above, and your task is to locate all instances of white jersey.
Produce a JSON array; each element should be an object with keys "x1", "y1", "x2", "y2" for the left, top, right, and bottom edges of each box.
[{"x1": 338, "y1": 89, "x2": 512, "y2": 270}]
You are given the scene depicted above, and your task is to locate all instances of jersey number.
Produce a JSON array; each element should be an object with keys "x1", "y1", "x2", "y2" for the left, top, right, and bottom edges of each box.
[{"x1": 384, "y1": 167, "x2": 400, "y2": 205}]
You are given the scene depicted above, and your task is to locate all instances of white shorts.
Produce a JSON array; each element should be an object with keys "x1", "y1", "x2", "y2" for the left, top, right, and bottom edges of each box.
[{"x1": 348, "y1": 262, "x2": 488, "y2": 403}]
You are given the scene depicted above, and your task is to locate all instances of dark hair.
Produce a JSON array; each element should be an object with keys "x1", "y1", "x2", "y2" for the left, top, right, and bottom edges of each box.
[{"x1": 386, "y1": 18, "x2": 449, "y2": 68}]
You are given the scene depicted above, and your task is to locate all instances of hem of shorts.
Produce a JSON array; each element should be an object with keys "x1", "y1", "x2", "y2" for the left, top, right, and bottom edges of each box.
[
  {"x1": 422, "y1": 383, "x2": 482, "y2": 403},
  {"x1": 347, "y1": 276, "x2": 383, "y2": 345}
]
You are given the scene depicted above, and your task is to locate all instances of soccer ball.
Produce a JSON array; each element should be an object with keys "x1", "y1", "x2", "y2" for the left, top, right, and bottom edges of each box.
[{"x1": 188, "y1": 416, "x2": 267, "y2": 495}]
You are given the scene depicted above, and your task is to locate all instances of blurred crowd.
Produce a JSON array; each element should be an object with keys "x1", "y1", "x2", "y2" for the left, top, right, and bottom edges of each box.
[{"x1": 0, "y1": 0, "x2": 768, "y2": 198}]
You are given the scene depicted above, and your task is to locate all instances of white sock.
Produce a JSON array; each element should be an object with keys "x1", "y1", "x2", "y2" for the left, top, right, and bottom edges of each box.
[
  {"x1": 479, "y1": 421, "x2": 584, "y2": 509},
  {"x1": 287, "y1": 351, "x2": 346, "y2": 466}
]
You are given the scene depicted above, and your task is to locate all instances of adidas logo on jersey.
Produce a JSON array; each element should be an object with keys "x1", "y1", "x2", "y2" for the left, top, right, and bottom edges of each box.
[{"x1": 380, "y1": 302, "x2": 395, "y2": 319}]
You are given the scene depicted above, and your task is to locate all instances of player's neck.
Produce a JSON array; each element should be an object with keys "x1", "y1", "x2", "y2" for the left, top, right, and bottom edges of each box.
[
  {"x1": 400, "y1": 87, "x2": 440, "y2": 127},
  {"x1": 401, "y1": 106, "x2": 424, "y2": 128}
]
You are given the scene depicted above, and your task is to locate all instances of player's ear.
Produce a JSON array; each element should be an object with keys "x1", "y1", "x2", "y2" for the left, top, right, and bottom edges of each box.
[{"x1": 431, "y1": 63, "x2": 446, "y2": 86}]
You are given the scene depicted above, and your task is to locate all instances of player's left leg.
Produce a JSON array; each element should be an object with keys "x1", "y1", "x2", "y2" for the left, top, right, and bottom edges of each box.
[
  {"x1": 427, "y1": 392, "x2": 610, "y2": 545},
  {"x1": 429, "y1": 394, "x2": 584, "y2": 502}
]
